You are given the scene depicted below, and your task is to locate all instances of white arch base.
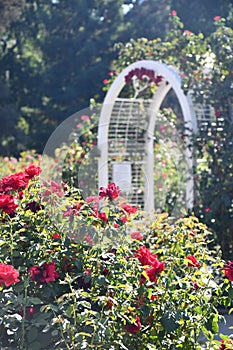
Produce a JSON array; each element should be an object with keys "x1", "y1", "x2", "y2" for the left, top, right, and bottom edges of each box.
[{"x1": 98, "y1": 60, "x2": 197, "y2": 214}]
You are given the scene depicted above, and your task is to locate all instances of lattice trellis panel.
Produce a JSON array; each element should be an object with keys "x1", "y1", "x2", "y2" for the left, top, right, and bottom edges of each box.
[
  {"x1": 194, "y1": 104, "x2": 216, "y2": 127},
  {"x1": 108, "y1": 98, "x2": 152, "y2": 208}
]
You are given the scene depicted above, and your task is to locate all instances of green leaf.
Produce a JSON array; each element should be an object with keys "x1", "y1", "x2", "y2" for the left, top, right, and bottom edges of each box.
[
  {"x1": 228, "y1": 287, "x2": 233, "y2": 299},
  {"x1": 161, "y1": 311, "x2": 180, "y2": 332},
  {"x1": 97, "y1": 275, "x2": 107, "y2": 286},
  {"x1": 141, "y1": 305, "x2": 151, "y2": 318},
  {"x1": 27, "y1": 327, "x2": 38, "y2": 343},
  {"x1": 27, "y1": 297, "x2": 42, "y2": 305},
  {"x1": 27, "y1": 341, "x2": 43, "y2": 350}
]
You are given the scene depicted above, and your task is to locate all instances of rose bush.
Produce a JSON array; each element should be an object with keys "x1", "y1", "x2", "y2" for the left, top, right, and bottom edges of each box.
[
  {"x1": 0, "y1": 164, "x2": 232, "y2": 349},
  {"x1": 110, "y1": 13, "x2": 233, "y2": 259}
]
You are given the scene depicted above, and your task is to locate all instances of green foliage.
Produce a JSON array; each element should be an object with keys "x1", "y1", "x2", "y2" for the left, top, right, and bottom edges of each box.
[
  {"x1": 111, "y1": 14, "x2": 233, "y2": 259},
  {"x1": 0, "y1": 0, "x2": 127, "y2": 154},
  {"x1": 0, "y1": 165, "x2": 233, "y2": 349}
]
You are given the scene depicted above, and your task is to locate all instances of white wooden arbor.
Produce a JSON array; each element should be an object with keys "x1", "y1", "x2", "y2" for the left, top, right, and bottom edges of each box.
[{"x1": 98, "y1": 60, "x2": 198, "y2": 213}]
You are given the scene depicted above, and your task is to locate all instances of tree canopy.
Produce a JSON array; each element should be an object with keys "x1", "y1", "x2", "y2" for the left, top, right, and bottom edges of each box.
[{"x1": 0, "y1": 0, "x2": 232, "y2": 154}]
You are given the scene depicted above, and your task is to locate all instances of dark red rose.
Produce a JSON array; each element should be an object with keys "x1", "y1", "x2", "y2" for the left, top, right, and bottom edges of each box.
[
  {"x1": 19, "y1": 306, "x2": 35, "y2": 320},
  {"x1": 103, "y1": 266, "x2": 110, "y2": 275},
  {"x1": 134, "y1": 246, "x2": 158, "y2": 266},
  {"x1": 0, "y1": 194, "x2": 18, "y2": 214},
  {"x1": 124, "y1": 315, "x2": 141, "y2": 334},
  {"x1": 191, "y1": 281, "x2": 200, "y2": 290},
  {"x1": 218, "y1": 339, "x2": 233, "y2": 350},
  {"x1": 18, "y1": 191, "x2": 24, "y2": 200},
  {"x1": 29, "y1": 261, "x2": 59, "y2": 284},
  {"x1": 186, "y1": 256, "x2": 201, "y2": 268},
  {"x1": 223, "y1": 261, "x2": 233, "y2": 281},
  {"x1": 25, "y1": 200, "x2": 42, "y2": 213},
  {"x1": 77, "y1": 268, "x2": 92, "y2": 290},
  {"x1": 25, "y1": 165, "x2": 41, "y2": 179},
  {"x1": 0, "y1": 263, "x2": 20, "y2": 287},
  {"x1": 106, "y1": 298, "x2": 114, "y2": 310},
  {"x1": 99, "y1": 183, "x2": 121, "y2": 200},
  {"x1": 147, "y1": 311, "x2": 154, "y2": 325}
]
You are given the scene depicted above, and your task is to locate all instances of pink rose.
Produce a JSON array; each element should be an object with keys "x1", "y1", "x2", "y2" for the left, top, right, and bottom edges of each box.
[{"x1": 0, "y1": 263, "x2": 20, "y2": 287}]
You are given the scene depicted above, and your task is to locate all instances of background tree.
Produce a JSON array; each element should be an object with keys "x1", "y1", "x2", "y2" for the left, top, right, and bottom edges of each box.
[
  {"x1": 0, "y1": 0, "x2": 232, "y2": 154},
  {"x1": 1, "y1": 0, "x2": 127, "y2": 153},
  {"x1": 0, "y1": 0, "x2": 26, "y2": 155}
]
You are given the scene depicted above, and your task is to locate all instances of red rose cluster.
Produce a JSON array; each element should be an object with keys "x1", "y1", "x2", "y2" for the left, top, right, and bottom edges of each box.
[
  {"x1": 99, "y1": 183, "x2": 121, "y2": 200},
  {"x1": 223, "y1": 261, "x2": 233, "y2": 282},
  {"x1": 134, "y1": 246, "x2": 165, "y2": 283},
  {"x1": 0, "y1": 263, "x2": 20, "y2": 287},
  {"x1": 29, "y1": 261, "x2": 59, "y2": 284},
  {"x1": 125, "y1": 67, "x2": 163, "y2": 85},
  {"x1": 218, "y1": 339, "x2": 233, "y2": 350},
  {"x1": 0, "y1": 165, "x2": 41, "y2": 215}
]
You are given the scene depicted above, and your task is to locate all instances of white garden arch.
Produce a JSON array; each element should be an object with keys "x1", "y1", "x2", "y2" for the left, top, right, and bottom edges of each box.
[{"x1": 98, "y1": 60, "x2": 198, "y2": 214}]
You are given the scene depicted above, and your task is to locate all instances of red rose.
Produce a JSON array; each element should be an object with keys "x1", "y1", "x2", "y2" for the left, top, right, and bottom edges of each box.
[
  {"x1": 0, "y1": 172, "x2": 29, "y2": 192},
  {"x1": 144, "y1": 261, "x2": 165, "y2": 283},
  {"x1": 0, "y1": 194, "x2": 18, "y2": 214},
  {"x1": 121, "y1": 203, "x2": 137, "y2": 214},
  {"x1": 52, "y1": 233, "x2": 60, "y2": 239},
  {"x1": 99, "y1": 183, "x2": 121, "y2": 200},
  {"x1": 214, "y1": 16, "x2": 221, "y2": 21},
  {"x1": 0, "y1": 263, "x2": 20, "y2": 287},
  {"x1": 29, "y1": 261, "x2": 59, "y2": 284},
  {"x1": 141, "y1": 260, "x2": 165, "y2": 284},
  {"x1": 94, "y1": 210, "x2": 108, "y2": 223},
  {"x1": 186, "y1": 256, "x2": 201, "y2": 268},
  {"x1": 134, "y1": 246, "x2": 158, "y2": 266},
  {"x1": 25, "y1": 165, "x2": 41, "y2": 179},
  {"x1": 124, "y1": 315, "x2": 141, "y2": 334},
  {"x1": 223, "y1": 261, "x2": 233, "y2": 281},
  {"x1": 131, "y1": 231, "x2": 143, "y2": 240}
]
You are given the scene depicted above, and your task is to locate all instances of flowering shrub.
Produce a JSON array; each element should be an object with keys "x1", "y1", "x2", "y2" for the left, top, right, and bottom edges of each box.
[
  {"x1": 0, "y1": 165, "x2": 233, "y2": 349},
  {"x1": 111, "y1": 13, "x2": 233, "y2": 259}
]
